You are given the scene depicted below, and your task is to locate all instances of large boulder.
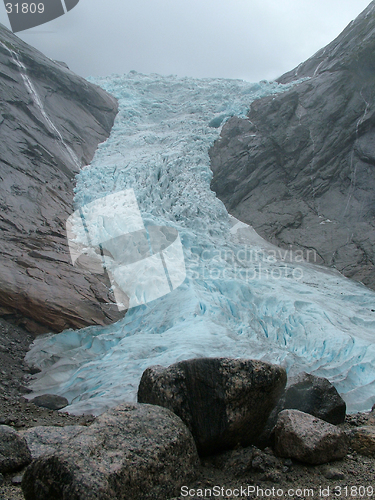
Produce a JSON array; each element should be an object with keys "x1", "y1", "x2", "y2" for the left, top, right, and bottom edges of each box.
[
  {"x1": 0, "y1": 23, "x2": 123, "y2": 333},
  {"x1": 274, "y1": 409, "x2": 348, "y2": 465},
  {"x1": 258, "y1": 372, "x2": 346, "y2": 448},
  {"x1": 0, "y1": 425, "x2": 32, "y2": 473},
  {"x1": 209, "y1": 1, "x2": 375, "y2": 290},
  {"x1": 21, "y1": 403, "x2": 199, "y2": 500},
  {"x1": 137, "y1": 357, "x2": 287, "y2": 455},
  {"x1": 282, "y1": 372, "x2": 346, "y2": 424}
]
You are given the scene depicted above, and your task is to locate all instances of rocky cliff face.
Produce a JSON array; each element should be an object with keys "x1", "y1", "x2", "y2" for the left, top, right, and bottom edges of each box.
[
  {"x1": 210, "y1": 2, "x2": 375, "y2": 290},
  {"x1": 0, "y1": 24, "x2": 123, "y2": 333}
]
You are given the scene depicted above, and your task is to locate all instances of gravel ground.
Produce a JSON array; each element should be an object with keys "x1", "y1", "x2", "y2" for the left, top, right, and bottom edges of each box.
[
  {"x1": 172, "y1": 437, "x2": 375, "y2": 499},
  {"x1": 0, "y1": 317, "x2": 374, "y2": 500}
]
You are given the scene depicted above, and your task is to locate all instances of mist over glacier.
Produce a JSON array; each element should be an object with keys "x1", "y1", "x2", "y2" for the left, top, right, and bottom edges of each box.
[{"x1": 26, "y1": 72, "x2": 375, "y2": 415}]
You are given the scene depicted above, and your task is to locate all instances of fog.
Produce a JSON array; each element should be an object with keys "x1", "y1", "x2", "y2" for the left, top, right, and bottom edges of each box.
[{"x1": 0, "y1": 0, "x2": 371, "y2": 81}]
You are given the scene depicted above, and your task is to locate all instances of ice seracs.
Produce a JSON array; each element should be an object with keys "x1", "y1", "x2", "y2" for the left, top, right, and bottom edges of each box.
[{"x1": 25, "y1": 72, "x2": 375, "y2": 415}]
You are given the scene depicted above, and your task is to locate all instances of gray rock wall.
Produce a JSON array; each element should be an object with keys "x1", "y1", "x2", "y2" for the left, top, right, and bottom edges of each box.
[
  {"x1": 0, "y1": 24, "x2": 123, "y2": 333},
  {"x1": 210, "y1": 1, "x2": 375, "y2": 290}
]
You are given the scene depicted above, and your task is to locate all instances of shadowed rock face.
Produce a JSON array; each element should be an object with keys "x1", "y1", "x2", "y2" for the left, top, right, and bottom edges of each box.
[
  {"x1": 210, "y1": 1, "x2": 375, "y2": 290},
  {"x1": 0, "y1": 24, "x2": 123, "y2": 333},
  {"x1": 138, "y1": 357, "x2": 287, "y2": 456}
]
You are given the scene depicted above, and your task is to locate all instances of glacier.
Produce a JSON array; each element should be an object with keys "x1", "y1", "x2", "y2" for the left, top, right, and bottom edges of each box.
[{"x1": 25, "y1": 72, "x2": 375, "y2": 415}]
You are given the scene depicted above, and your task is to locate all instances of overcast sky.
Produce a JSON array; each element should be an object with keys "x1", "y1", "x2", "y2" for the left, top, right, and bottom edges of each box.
[{"x1": 0, "y1": 0, "x2": 371, "y2": 82}]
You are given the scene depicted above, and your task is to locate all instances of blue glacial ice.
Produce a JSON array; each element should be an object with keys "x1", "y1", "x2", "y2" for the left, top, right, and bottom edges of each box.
[{"x1": 25, "y1": 72, "x2": 375, "y2": 415}]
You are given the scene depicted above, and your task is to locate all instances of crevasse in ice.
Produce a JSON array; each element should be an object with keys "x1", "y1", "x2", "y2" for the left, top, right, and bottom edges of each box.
[{"x1": 25, "y1": 72, "x2": 375, "y2": 415}]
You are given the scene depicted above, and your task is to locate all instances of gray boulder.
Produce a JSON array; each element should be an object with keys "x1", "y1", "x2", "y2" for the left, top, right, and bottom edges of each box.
[
  {"x1": 21, "y1": 403, "x2": 199, "y2": 500},
  {"x1": 0, "y1": 23, "x2": 123, "y2": 333},
  {"x1": 282, "y1": 372, "x2": 346, "y2": 424},
  {"x1": 30, "y1": 394, "x2": 69, "y2": 411},
  {"x1": 137, "y1": 357, "x2": 286, "y2": 455},
  {"x1": 258, "y1": 372, "x2": 346, "y2": 448},
  {"x1": 274, "y1": 409, "x2": 348, "y2": 464},
  {"x1": 209, "y1": 1, "x2": 375, "y2": 290},
  {"x1": 0, "y1": 425, "x2": 32, "y2": 473}
]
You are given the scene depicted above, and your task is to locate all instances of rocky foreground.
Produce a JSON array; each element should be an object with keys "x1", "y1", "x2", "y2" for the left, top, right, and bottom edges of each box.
[{"x1": 1, "y1": 318, "x2": 375, "y2": 500}]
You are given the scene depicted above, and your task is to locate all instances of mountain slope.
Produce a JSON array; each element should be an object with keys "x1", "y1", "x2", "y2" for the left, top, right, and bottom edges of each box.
[
  {"x1": 0, "y1": 24, "x2": 123, "y2": 333},
  {"x1": 209, "y1": 1, "x2": 375, "y2": 290}
]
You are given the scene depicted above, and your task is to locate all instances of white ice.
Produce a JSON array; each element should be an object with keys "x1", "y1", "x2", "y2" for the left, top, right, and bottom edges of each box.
[{"x1": 25, "y1": 72, "x2": 375, "y2": 415}]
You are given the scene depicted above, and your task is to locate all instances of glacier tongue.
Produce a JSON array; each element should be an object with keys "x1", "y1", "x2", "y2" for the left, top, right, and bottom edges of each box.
[{"x1": 25, "y1": 72, "x2": 375, "y2": 415}]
